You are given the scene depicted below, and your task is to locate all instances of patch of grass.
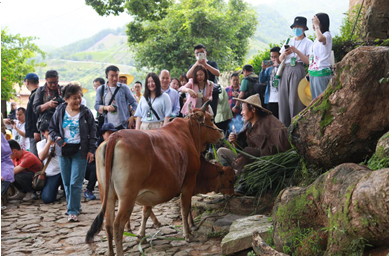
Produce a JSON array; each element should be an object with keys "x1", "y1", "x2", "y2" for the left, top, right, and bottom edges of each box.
[
  {"x1": 365, "y1": 153, "x2": 389, "y2": 170},
  {"x1": 207, "y1": 230, "x2": 228, "y2": 238}
]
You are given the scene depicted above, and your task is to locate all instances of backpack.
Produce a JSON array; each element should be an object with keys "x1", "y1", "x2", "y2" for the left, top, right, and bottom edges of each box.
[{"x1": 244, "y1": 75, "x2": 267, "y2": 106}]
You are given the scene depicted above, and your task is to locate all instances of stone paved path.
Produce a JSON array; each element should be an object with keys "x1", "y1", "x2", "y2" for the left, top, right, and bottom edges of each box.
[{"x1": 1, "y1": 189, "x2": 223, "y2": 256}]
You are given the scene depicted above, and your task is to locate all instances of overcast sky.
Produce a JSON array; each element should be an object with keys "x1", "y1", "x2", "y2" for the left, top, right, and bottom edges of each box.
[{"x1": 1, "y1": 0, "x2": 274, "y2": 48}]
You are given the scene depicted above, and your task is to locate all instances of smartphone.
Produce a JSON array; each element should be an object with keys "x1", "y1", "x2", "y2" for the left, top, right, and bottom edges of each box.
[
  {"x1": 56, "y1": 139, "x2": 65, "y2": 147},
  {"x1": 284, "y1": 45, "x2": 290, "y2": 49},
  {"x1": 264, "y1": 60, "x2": 273, "y2": 66},
  {"x1": 197, "y1": 52, "x2": 205, "y2": 60}
]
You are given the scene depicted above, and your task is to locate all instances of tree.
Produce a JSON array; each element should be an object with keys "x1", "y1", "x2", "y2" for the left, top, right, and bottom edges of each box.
[
  {"x1": 1, "y1": 28, "x2": 46, "y2": 101},
  {"x1": 87, "y1": 0, "x2": 257, "y2": 75}
]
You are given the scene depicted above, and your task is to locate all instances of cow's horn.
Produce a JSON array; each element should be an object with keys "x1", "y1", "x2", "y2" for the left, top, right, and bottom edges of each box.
[
  {"x1": 200, "y1": 100, "x2": 211, "y2": 112},
  {"x1": 188, "y1": 101, "x2": 193, "y2": 113}
]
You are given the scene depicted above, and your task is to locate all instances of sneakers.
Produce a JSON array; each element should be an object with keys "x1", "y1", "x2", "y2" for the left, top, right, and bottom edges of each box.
[
  {"x1": 68, "y1": 214, "x2": 79, "y2": 222},
  {"x1": 84, "y1": 189, "x2": 96, "y2": 200},
  {"x1": 23, "y1": 192, "x2": 38, "y2": 201},
  {"x1": 9, "y1": 192, "x2": 26, "y2": 200}
]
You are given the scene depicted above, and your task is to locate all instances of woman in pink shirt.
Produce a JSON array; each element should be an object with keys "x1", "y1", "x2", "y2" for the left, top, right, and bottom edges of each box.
[{"x1": 179, "y1": 65, "x2": 214, "y2": 116}]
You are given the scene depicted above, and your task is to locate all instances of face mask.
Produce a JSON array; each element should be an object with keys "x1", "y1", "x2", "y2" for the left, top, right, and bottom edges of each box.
[{"x1": 293, "y1": 28, "x2": 303, "y2": 37}]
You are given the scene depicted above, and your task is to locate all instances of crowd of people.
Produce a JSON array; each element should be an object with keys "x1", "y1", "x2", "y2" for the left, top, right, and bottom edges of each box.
[{"x1": 1, "y1": 13, "x2": 333, "y2": 213}]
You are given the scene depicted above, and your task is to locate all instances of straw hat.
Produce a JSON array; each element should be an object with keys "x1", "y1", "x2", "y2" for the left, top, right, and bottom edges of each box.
[
  {"x1": 119, "y1": 74, "x2": 135, "y2": 85},
  {"x1": 233, "y1": 94, "x2": 272, "y2": 115},
  {"x1": 297, "y1": 78, "x2": 312, "y2": 106}
]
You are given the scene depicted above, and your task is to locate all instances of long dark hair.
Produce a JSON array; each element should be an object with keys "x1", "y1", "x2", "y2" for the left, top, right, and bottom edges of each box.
[
  {"x1": 144, "y1": 73, "x2": 162, "y2": 99},
  {"x1": 192, "y1": 65, "x2": 209, "y2": 85},
  {"x1": 179, "y1": 74, "x2": 188, "y2": 85},
  {"x1": 246, "y1": 103, "x2": 269, "y2": 117},
  {"x1": 316, "y1": 13, "x2": 330, "y2": 34}
]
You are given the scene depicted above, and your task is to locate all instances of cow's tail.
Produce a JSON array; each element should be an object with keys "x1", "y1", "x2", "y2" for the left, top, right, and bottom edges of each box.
[{"x1": 86, "y1": 133, "x2": 119, "y2": 244}]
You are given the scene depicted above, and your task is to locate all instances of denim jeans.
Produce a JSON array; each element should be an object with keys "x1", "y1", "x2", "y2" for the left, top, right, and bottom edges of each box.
[
  {"x1": 310, "y1": 75, "x2": 331, "y2": 100},
  {"x1": 41, "y1": 173, "x2": 62, "y2": 204},
  {"x1": 59, "y1": 151, "x2": 87, "y2": 215}
]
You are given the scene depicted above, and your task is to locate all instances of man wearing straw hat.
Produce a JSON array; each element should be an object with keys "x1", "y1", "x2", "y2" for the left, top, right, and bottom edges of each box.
[{"x1": 217, "y1": 94, "x2": 291, "y2": 193}]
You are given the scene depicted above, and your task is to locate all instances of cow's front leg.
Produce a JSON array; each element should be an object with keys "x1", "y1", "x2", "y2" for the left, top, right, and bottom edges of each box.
[
  {"x1": 187, "y1": 210, "x2": 199, "y2": 231},
  {"x1": 137, "y1": 206, "x2": 152, "y2": 243},
  {"x1": 180, "y1": 192, "x2": 196, "y2": 242}
]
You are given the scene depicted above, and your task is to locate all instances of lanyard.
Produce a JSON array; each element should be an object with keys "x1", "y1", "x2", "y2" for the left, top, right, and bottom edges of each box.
[
  {"x1": 46, "y1": 85, "x2": 61, "y2": 99},
  {"x1": 293, "y1": 38, "x2": 303, "y2": 58}
]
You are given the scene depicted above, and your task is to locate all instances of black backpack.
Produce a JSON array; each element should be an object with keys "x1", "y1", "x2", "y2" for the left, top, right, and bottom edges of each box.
[{"x1": 244, "y1": 75, "x2": 267, "y2": 106}]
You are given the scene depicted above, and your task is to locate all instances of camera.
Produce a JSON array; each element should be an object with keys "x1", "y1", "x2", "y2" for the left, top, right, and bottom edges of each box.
[
  {"x1": 49, "y1": 95, "x2": 64, "y2": 105},
  {"x1": 284, "y1": 45, "x2": 290, "y2": 49},
  {"x1": 53, "y1": 96, "x2": 65, "y2": 104}
]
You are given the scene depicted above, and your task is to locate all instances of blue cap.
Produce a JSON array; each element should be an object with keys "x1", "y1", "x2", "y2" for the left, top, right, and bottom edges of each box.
[
  {"x1": 24, "y1": 73, "x2": 39, "y2": 81},
  {"x1": 101, "y1": 123, "x2": 118, "y2": 133}
]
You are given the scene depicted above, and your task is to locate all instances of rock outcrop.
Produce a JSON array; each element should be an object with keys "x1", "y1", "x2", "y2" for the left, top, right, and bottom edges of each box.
[
  {"x1": 376, "y1": 131, "x2": 389, "y2": 159},
  {"x1": 221, "y1": 215, "x2": 271, "y2": 255},
  {"x1": 271, "y1": 163, "x2": 389, "y2": 255},
  {"x1": 289, "y1": 46, "x2": 389, "y2": 168}
]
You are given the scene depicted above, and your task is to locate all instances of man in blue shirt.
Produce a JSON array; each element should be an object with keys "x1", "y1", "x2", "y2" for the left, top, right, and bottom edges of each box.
[
  {"x1": 94, "y1": 65, "x2": 138, "y2": 130},
  {"x1": 259, "y1": 47, "x2": 281, "y2": 118},
  {"x1": 159, "y1": 70, "x2": 180, "y2": 118}
]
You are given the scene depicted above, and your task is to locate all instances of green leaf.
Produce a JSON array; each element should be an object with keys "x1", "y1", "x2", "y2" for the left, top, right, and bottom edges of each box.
[{"x1": 123, "y1": 232, "x2": 137, "y2": 237}]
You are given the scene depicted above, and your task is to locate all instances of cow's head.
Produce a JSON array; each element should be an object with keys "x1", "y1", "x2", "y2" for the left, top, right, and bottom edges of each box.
[
  {"x1": 188, "y1": 101, "x2": 223, "y2": 152},
  {"x1": 217, "y1": 166, "x2": 235, "y2": 196}
]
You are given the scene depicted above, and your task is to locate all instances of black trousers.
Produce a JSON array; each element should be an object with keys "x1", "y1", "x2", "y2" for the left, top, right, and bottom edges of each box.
[
  {"x1": 266, "y1": 103, "x2": 279, "y2": 119},
  {"x1": 13, "y1": 172, "x2": 34, "y2": 193},
  {"x1": 216, "y1": 119, "x2": 231, "y2": 138},
  {"x1": 85, "y1": 160, "x2": 97, "y2": 192}
]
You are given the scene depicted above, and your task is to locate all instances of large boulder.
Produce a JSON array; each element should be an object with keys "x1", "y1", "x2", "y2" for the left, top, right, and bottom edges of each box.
[
  {"x1": 376, "y1": 132, "x2": 389, "y2": 159},
  {"x1": 271, "y1": 164, "x2": 389, "y2": 255},
  {"x1": 289, "y1": 46, "x2": 389, "y2": 168}
]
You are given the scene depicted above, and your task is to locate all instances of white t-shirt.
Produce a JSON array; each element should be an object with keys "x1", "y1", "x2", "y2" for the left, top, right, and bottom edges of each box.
[
  {"x1": 280, "y1": 37, "x2": 313, "y2": 64},
  {"x1": 37, "y1": 140, "x2": 60, "y2": 177},
  {"x1": 309, "y1": 31, "x2": 332, "y2": 71},
  {"x1": 268, "y1": 67, "x2": 279, "y2": 103},
  {"x1": 12, "y1": 121, "x2": 29, "y2": 151}
]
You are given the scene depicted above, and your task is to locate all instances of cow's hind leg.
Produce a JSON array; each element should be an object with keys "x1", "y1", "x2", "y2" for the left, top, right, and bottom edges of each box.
[
  {"x1": 105, "y1": 190, "x2": 116, "y2": 256},
  {"x1": 150, "y1": 209, "x2": 161, "y2": 228},
  {"x1": 125, "y1": 219, "x2": 132, "y2": 232},
  {"x1": 114, "y1": 202, "x2": 134, "y2": 256},
  {"x1": 137, "y1": 206, "x2": 152, "y2": 242}
]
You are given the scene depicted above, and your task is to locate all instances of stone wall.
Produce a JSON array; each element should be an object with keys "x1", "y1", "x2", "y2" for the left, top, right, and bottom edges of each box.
[{"x1": 349, "y1": 0, "x2": 389, "y2": 40}]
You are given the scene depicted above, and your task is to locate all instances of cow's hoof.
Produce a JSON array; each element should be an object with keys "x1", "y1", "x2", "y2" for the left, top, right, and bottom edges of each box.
[
  {"x1": 125, "y1": 226, "x2": 132, "y2": 233},
  {"x1": 190, "y1": 225, "x2": 199, "y2": 231},
  {"x1": 153, "y1": 222, "x2": 162, "y2": 228},
  {"x1": 185, "y1": 234, "x2": 197, "y2": 242},
  {"x1": 136, "y1": 236, "x2": 147, "y2": 244}
]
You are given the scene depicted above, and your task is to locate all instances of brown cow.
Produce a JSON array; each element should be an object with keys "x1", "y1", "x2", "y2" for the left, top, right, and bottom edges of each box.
[
  {"x1": 86, "y1": 102, "x2": 223, "y2": 256},
  {"x1": 125, "y1": 155, "x2": 235, "y2": 231}
]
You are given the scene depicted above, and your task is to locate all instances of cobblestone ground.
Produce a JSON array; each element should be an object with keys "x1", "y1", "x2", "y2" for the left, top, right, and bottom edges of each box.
[{"x1": 1, "y1": 188, "x2": 223, "y2": 256}]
